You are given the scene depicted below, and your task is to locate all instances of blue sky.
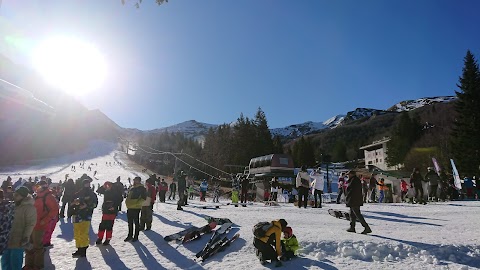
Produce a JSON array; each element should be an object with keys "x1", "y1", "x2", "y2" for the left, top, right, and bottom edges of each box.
[{"x1": 1, "y1": 0, "x2": 479, "y2": 130}]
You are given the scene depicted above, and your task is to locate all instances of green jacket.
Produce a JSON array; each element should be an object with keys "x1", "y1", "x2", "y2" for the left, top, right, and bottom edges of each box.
[
  {"x1": 125, "y1": 183, "x2": 147, "y2": 209},
  {"x1": 281, "y1": 235, "x2": 299, "y2": 254}
]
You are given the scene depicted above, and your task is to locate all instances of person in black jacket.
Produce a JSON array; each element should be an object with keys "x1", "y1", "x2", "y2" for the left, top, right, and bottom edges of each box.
[
  {"x1": 410, "y1": 168, "x2": 427, "y2": 204},
  {"x1": 176, "y1": 171, "x2": 187, "y2": 210},
  {"x1": 112, "y1": 177, "x2": 124, "y2": 212},
  {"x1": 168, "y1": 181, "x2": 177, "y2": 200},
  {"x1": 60, "y1": 178, "x2": 76, "y2": 218},
  {"x1": 345, "y1": 170, "x2": 371, "y2": 234},
  {"x1": 241, "y1": 176, "x2": 250, "y2": 203}
]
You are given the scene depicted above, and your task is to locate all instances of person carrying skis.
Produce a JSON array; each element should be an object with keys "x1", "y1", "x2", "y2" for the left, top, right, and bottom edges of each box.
[
  {"x1": 1, "y1": 187, "x2": 36, "y2": 269},
  {"x1": 345, "y1": 170, "x2": 372, "y2": 234},
  {"x1": 410, "y1": 168, "x2": 427, "y2": 204},
  {"x1": 199, "y1": 179, "x2": 208, "y2": 202},
  {"x1": 280, "y1": 226, "x2": 299, "y2": 261},
  {"x1": 125, "y1": 177, "x2": 147, "y2": 241},
  {"x1": 424, "y1": 167, "x2": 440, "y2": 201},
  {"x1": 310, "y1": 168, "x2": 324, "y2": 208}
]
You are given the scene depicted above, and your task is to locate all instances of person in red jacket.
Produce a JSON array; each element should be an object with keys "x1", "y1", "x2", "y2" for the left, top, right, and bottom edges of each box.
[
  {"x1": 158, "y1": 179, "x2": 168, "y2": 203},
  {"x1": 24, "y1": 179, "x2": 59, "y2": 270},
  {"x1": 400, "y1": 179, "x2": 409, "y2": 202}
]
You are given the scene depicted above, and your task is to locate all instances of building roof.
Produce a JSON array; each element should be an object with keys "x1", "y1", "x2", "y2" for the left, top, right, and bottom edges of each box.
[{"x1": 359, "y1": 137, "x2": 390, "y2": 150}]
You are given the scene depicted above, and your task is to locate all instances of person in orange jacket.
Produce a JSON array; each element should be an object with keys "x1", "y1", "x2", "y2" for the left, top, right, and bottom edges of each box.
[{"x1": 24, "y1": 179, "x2": 59, "y2": 270}]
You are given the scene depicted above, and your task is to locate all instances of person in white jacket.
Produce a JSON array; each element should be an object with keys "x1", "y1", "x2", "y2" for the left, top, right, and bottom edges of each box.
[
  {"x1": 295, "y1": 166, "x2": 311, "y2": 209},
  {"x1": 310, "y1": 169, "x2": 324, "y2": 208}
]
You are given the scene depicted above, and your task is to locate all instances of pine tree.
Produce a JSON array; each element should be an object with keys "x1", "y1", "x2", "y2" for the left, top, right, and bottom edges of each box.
[
  {"x1": 386, "y1": 112, "x2": 422, "y2": 166},
  {"x1": 451, "y1": 50, "x2": 480, "y2": 176}
]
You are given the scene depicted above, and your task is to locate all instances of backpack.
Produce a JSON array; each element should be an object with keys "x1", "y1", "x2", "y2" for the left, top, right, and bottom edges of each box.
[{"x1": 253, "y1": 221, "x2": 273, "y2": 238}]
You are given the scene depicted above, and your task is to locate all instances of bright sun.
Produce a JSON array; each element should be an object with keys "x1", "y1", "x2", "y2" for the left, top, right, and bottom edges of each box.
[{"x1": 32, "y1": 36, "x2": 107, "y2": 96}]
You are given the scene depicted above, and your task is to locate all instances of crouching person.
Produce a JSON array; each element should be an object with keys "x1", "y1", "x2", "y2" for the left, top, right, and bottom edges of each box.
[
  {"x1": 1, "y1": 187, "x2": 36, "y2": 270},
  {"x1": 253, "y1": 219, "x2": 288, "y2": 267},
  {"x1": 280, "y1": 226, "x2": 299, "y2": 261}
]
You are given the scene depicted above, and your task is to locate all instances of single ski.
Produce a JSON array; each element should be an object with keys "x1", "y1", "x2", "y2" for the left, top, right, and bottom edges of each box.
[
  {"x1": 195, "y1": 222, "x2": 232, "y2": 258},
  {"x1": 164, "y1": 226, "x2": 199, "y2": 242},
  {"x1": 201, "y1": 233, "x2": 240, "y2": 261},
  {"x1": 182, "y1": 221, "x2": 217, "y2": 243}
]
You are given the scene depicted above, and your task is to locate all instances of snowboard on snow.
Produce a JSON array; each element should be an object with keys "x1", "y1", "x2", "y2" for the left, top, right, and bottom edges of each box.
[
  {"x1": 200, "y1": 233, "x2": 240, "y2": 261},
  {"x1": 327, "y1": 209, "x2": 360, "y2": 222},
  {"x1": 195, "y1": 222, "x2": 233, "y2": 258},
  {"x1": 182, "y1": 221, "x2": 217, "y2": 243}
]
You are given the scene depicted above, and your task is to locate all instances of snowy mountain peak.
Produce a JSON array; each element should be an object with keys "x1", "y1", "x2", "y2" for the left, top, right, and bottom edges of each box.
[{"x1": 387, "y1": 96, "x2": 456, "y2": 112}]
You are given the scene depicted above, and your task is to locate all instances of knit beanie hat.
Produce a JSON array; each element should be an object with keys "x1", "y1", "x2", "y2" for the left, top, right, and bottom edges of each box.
[{"x1": 15, "y1": 186, "x2": 30, "y2": 198}]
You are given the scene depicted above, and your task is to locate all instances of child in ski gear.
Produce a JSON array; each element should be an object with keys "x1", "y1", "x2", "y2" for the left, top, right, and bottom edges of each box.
[
  {"x1": 96, "y1": 200, "x2": 117, "y2": 245},
  {"x1": 253, "y1": 219, "x2": 288, "y2": 267},
  {"x1": 125, "y1": 177, "x2": 147, "y2": 241},
  {"x1": 345, "y1": 170, "x2": 372, "y2": 234},
  {"x1": 1, "y1": 187, "x2": 36, "y2": 269},
  {"x1": 188, "y1": 185, "x2": 194, "y2": 200},
  {"x1": 280, "y1": 226, "x2": 299, "y2": 261}
]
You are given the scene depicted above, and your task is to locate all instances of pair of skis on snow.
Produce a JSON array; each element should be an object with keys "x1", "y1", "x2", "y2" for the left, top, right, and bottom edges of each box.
[{"x1": 164, "y1": 217, "x2": 239, "y2": 261}]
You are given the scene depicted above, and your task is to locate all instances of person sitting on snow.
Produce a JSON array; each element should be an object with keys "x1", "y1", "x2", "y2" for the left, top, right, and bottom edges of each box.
[{"x1": 280, "y1": 226, "x2": 299, "y2": 261}]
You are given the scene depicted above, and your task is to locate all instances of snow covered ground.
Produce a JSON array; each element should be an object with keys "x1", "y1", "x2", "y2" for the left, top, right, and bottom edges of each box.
[{"x1": 1, "y1": 141, "x2": 479, "y2": 270}]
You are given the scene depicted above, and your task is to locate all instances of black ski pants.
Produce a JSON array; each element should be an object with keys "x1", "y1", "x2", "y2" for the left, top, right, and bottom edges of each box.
[
  {"x1": 127, "y1": 209, "x2": 141, "y2": 238},
  {"x1": 349, "y1": 206, "x2": 369, "y2": 229},
  {"x1": 313, "y1": 189, "x2": 323, "y2": 207},
  {"x1": 414, "y1": 185, "x2": 424, "y2": 203},
  {"x1": 429, "y1": 185, "x2": 438, "y2": 200},
  {"x1": 241, "y1": 190, "x2": 248, "y2": 203},
  {"x1": 253, "y1": 238, "x2": 278, "y2": 261},
  {"x1": 337, "y1": 187, "x2": 344, "y2": 203},
  {"x1": 297, "y1": 187, "x2": 308, "y2": 208}
]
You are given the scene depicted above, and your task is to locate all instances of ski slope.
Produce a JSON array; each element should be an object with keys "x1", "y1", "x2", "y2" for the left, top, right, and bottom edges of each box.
[{"x1": 1, "y1": 141, "x2": 479, "y2": 270}]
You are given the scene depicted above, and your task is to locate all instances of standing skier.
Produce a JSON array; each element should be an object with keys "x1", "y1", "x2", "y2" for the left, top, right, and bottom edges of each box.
[
  {"x1": 240, "y1": 176, "x2": 249, "y2": 203},
  {"x1": 176, "y1": 171, "x2": 187, "y2": 210},
  {"x1": 310, "y1": 168, "x2": 324, "y2": 208},
  {"x1": 199, "y1": 179, "x2": 208, "y2": 202},
  {"x1": 345, "y1": 170, "x2": 372, "y2": 234},
  {"x1": 410, "y1": 168, "x2": 427, "y2": 204},
  {"x1": 336, "y1": 172, "x2": 346, "y2": 204},
  {"x1": 125, "y1": 177, "x2": 146, "y2": 242},
  {"x1": 168, "y1": 181, "x2": 177, "y2": 200},
  {"x1": 424, "y1": 167, "x2": 440, "y2": 201}
]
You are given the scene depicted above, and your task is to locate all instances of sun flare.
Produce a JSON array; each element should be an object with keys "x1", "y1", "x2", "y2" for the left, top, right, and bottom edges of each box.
[{"x1": 32, "y1": 36, "x2": 107, "y2": 96}]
